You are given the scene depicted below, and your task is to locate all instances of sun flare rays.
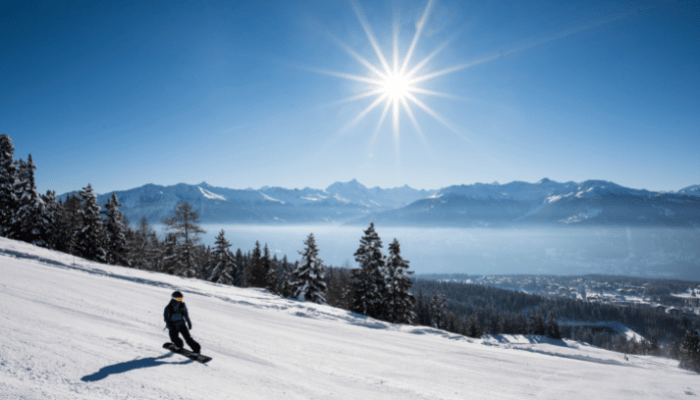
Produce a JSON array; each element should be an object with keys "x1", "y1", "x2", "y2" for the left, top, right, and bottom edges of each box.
[{"x1": 322, "y1": 0, "x2": 465, "y2": 147}]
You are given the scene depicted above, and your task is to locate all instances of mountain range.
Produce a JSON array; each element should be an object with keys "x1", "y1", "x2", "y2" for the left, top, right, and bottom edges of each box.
[{"x1": 60, "y1": 179, "x2": 700, "y2": 227}]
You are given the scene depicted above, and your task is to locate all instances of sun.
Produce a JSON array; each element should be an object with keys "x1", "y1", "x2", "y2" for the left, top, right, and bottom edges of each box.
[
  {"x1": 316, "y1": 0, "x2": 468, "y2": 146},
  {"x1": 381, "y1": 72, "x2": 412, "y2": 101}
]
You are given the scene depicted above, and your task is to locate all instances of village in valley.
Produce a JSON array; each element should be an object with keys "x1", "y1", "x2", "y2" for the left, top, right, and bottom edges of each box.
[{"x1": 426, "y1": 274, "x2": 700, "y2": 317}]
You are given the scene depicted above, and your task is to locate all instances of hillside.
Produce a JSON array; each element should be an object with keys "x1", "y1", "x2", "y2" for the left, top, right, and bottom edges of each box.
[{"x1": 1, "y1": 237, "x2": 698, "y2": 399}]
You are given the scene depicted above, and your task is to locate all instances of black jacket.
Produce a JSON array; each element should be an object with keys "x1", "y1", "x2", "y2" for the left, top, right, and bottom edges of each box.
[{"x1": 164, "y1": 299, "x2": 191, "y2": 329}]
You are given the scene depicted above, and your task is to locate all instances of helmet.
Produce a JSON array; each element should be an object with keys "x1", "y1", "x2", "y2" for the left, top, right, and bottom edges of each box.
[{"x1": 172, "y1": 291, "x2": 183, "y2": 299}]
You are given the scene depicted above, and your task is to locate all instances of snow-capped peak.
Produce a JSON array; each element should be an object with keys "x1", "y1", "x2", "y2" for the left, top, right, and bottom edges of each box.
[
  {"x1": 198, "y1": 186, "x2": 226, "y2": 201},
  {"x1": 261, "y1": 193, "x2": 286, "y2": 204}
]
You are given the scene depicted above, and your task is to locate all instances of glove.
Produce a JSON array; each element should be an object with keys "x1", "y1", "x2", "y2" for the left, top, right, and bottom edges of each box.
[{"x1": 188, "y1": 322, "x2": 193, "y2": 330}]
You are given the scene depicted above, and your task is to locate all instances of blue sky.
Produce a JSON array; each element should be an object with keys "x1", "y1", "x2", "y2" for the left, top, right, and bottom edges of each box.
[{"x1": 1, "y1": 0, "x2": 698, "y2": 195}]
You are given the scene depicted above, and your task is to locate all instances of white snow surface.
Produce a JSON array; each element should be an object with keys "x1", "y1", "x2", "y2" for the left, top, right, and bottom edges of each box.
[{"x1": 1, "y1": 237, "x2": 698, "y2": 400}]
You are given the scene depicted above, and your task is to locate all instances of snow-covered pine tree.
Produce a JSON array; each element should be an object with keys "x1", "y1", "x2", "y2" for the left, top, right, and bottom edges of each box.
[
  {"x1": 291, "y1": 233, "x2": 327, "y2": 304},
  {"x1": 161, "y1": 201, "x2": 205, "y2": 278},
  {"x1": 6, "y1": 158, "x2": 29, "y2": 240},
  {"x1": 208, "y1": 230, "x2": 236, "y2": 285},
  {"x1": 41, "y1": 190, "x2": 62, "y2": 250},
  {"x1": 429, "y1": 292, "x2": 447, "y2": 329},
  {"x1": 14, "y1": 155, "x2": 52, "y2": 247},
  {"x1": 76, "y1": 184, "x2": 106, "y2": 262},
  {"x1": 352, "y1": 222, "x2": 388, "y2": 319},
  {"x1": 9, "y1": 158, "x2": 28, "y2": 240},
  {"x1": 385, "y1": 239, "x2": 416, "y2": 324},
  {"x1": 103, "y1": 192, "x2": 127, "y2": 266},
  {"x1": 0, "y1": 134, "x2": 19, "y2": 237}
]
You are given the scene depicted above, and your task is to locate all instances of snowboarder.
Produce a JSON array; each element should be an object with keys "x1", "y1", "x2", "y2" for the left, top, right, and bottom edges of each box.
[{"x1": 164, "y1": 291, "x2": 201, "y2": 354}]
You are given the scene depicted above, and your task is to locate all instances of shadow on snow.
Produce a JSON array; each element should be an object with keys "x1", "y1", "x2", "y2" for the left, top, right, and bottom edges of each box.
[{"x1": 81, "y1": 353, "x2": 192, "y2": 382}]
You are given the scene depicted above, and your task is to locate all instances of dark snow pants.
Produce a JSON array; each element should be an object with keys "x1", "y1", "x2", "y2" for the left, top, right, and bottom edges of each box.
[{"x1": 168, "y1": 325, "x2": 201, "y2": 353}]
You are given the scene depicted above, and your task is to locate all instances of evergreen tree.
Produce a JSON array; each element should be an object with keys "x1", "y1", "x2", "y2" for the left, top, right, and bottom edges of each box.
[
  {"x1": 278, "y1": 254, "x2": 295, "y2": 297},
  {"x1": 0, "y1": 134, "x2": 18, "y2": 237},
  {"x1": 198, "y1": 245, "x2": 211, "y2": 280},
  {"x1": 484, "y1": 311, "x2": 504, "y2": 335},
  {"x1": 75, "y1": 184, "x2": 106, "y2": 262},
  {"x1": 545, "y1": 311, "x2": 562, "y2": 339},
  {"x1": 161, "y1": 233, "x2": 178, "y2": 275},
  {"x1": 246, "y1": 241, "x2": 264, "y2": 287},
  {"x1": 233, "y1": 248, "x2": 246, "y2": 286},
  {"x1": 60, "y1": 194, "x2": 83, "y2": 255},
  {"x1": 128, "y1": 216, "x2": 152, "y2": 269},
  {"x1": 147, "y1": 230, "x2": 162, "y2": 272},
  {"x1": 679, "y1": 330, "x2": 700, "y2": 373},
  {"x1": 103, "y1": 193, "x2": 127, "y2": 266},
  {"x1": 14, "y1": 155, "x2": 51, "y2": 246},
  {"x1": 415, "y1": 290, "x2": 431, "y2": 326},
  {"x1": 352, "y1": 222, "x2": 387, "y2": 319},
  {"x1": 527, "y1": 310, "x2": 547, "y2": 336},
  {"x1": 261, "y1": 244, "x2": 278, "y2": 294},
  {"x1": 385, "y1": 239, "x2": 416, "y2": 324},
  {"x1": 291, "y1": 233, "x2": 327, "y2": 304},
  {"x1": 42, "y1": 190, "x2": 62, "y2": 250},
  {"x1": 430, "y1": 292, "x2": 447, "y2": 329},
  {"x1": 161, "y1": 201, "x2": 205, "y2": 278},
  {"x1": 15, "y1": 154, "x2": 54, "y2": 247},
  {"x1": 140, "y1": 217, "x2": 163, "y2": 271},
  {"x1": 267, "y1": 254, "x2": 281, "y2": 295},
  {"x1": 209, "y1": 230, "x2": 236, "y2": 285},
  {"x1": 6, "y1": 158, "x2": 25, "y2": 240},
  {"x1": 326, "y1": 266, "x2": 352, "y2": 310},
  {"x1": 467, "y1": 313, "x2": 483, "y2": 338}
]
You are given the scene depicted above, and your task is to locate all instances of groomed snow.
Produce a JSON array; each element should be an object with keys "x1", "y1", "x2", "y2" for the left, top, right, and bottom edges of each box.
[{"x1": 1, "y1": 237, "x2": 698, "y2": 399}]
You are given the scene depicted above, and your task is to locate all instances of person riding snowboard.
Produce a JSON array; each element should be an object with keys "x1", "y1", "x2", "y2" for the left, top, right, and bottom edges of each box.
[{"x1": 164, "y1": 291, "x2": 201, "y2": 354}]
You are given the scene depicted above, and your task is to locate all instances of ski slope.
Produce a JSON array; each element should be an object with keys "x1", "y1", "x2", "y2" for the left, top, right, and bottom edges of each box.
[{"x1": 1, "y1": 237, "x2": 698, "y2": 399}]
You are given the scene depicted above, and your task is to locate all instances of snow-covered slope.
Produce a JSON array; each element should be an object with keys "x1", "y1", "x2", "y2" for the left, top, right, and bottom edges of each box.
[{"x1": 2, "y1": 237, "x2": 698, "y2": 399}]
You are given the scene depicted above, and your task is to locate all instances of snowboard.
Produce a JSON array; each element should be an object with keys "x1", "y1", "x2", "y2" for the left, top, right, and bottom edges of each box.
[{"x1": 163, "y1": 343, "x2": 212, "y2": 364}]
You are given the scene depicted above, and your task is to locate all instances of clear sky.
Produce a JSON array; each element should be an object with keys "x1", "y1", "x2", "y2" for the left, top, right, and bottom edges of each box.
[{"x1": 1, "y1": 0, "x2": 698, "y2": 195}]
